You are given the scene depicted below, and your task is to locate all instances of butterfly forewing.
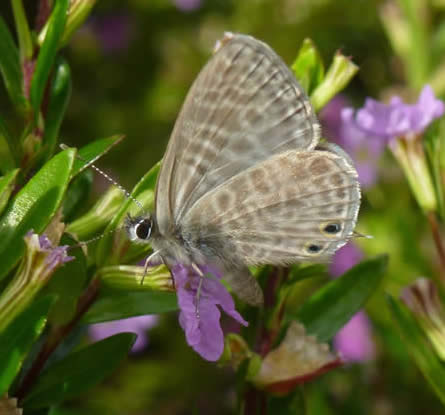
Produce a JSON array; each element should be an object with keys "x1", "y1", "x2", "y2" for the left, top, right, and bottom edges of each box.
[{"x1": 155, "y1": 33, "x2": 320, "y2": 234}]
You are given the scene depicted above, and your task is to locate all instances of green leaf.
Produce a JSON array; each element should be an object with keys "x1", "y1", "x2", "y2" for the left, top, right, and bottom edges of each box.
[
  {"x1": 82, "y1": 290, "x2": 177, "y2": 323},
  {"x1": 22, "y1": 333, "x2": 136, "y2": 409},
  {"x1": 0, "y1": 295, "x2": 55, "y2": 396},
  {"x1": 96, "y1": 161, "x2": 160, "y2": 266},
  {"x1": 0, "y1": 17, "x2": 26, "y2": 110},
  {"x1": 11, "y1": 0, "x2": 33, "y2": 61},
  {"x1": 30, "y1": 0, "x2": 70, "y2": 113},
  {"x1": 291, "y1": 38, "x2": 324, "y2": 95},
  {"x1": 70, "y1": 134, "x2": 125, "y2": 178},
  {"x1": 287, "y1": 263, "x2": 327, "y2": 285},
  {"x1": 291, "y1": 255, "x2": 388, "y2": 342},
  {"x1": 0, "y1": 168, "x2": 19, "y2": 216},
  {"x1": 45, "y1": 234, "x2": 87, "y2": 326},
  {"x1": 0, "y1": 116, "x2": 17, "y2": 172},
  {"x1": 0, "y1": 149, "x2": 75, "y2": 281},
  {"x1": 266, "y1": 388, "x2": 306, "y2": 414},
  {"x1": 62, "y1": 169, "x2": 93, "y2": 221},
  {"x1": 42, "y1": 58, "x2": 72, "y2": 160},
  {"x1": 388, "y1": 296, "x2": 445, "y2": 405}
]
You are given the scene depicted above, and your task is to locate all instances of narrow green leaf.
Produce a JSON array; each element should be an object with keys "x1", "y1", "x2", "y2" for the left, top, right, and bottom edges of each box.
[
  {"x1": 0, "y1": 115, "x2": 19, "y2": 168},
  {"x1": 96, "y1": 161, "x2": 160, "y2": 266},
  {"x1": 0, "y1": 295, "x2": 55, "y2": 396},
  {"x1": 30, "y1": 0, "x2": 70, "y2": 112},
  {"x1": 0, "y1": 168, "x2": 19, "y2": 216},
  {"x1": 62, "y1": 169, "x2": 93, "y2": 221},
  {"x1": 82, "y1": 290, "x2": 177, "y2": 323},
  {"x1": 70, "y1": 134, "x2": 125, "y2": 178},
  {"x1": 0, "y1": 17, "x2": 26, "y2": 110},
  {"x1": 11, "y1": 0, "x2": 33, "y2": 60},
  {"x1": 291, "y1": 255, "x2": 388, "y2": 342},
  {"x1": 42, "y1": 58, "x2": 72, "y2": 160},
  {"x1": 0, "y1": 149, "x2": 75, "y2": 281},
  {"x1": 22, "y1": 333, "x2": 136, "y2": 409},
  {"x1": 388, "y1": 296, "x2": 445, "y2": 405}
]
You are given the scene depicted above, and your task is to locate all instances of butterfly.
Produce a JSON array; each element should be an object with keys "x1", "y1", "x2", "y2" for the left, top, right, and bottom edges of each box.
[{"x1": 125, "y1": 32, "x2": 361, "y2": 307}]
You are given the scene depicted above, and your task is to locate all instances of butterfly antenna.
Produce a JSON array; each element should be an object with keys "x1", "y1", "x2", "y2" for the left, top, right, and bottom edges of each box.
[
  {"x1": 68, "y1": 225, "x2": 126, "y2": 251},
  {"x1": 60, "y1": 143, "x2": 146, "y2": 213},
  {"x1": 353, "y1": 231, "x2": 373, "y2": 239}
]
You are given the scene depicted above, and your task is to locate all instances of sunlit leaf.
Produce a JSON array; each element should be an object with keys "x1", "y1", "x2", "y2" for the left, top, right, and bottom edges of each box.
[
  {"x1": 30, "y1": 0, "x2": 70, "y2": 112},
  {"x1": 0, "y1": 295, "x2": 55, "y2": 396},
  {"x1": 0, "y1": 149, "x2": 75, "y2": 281}
]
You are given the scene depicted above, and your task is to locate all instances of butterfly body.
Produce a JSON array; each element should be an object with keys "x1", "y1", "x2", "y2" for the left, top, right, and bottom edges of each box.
[{"x1": 125, "y1": 33, "x2": 361, "y2": 307}]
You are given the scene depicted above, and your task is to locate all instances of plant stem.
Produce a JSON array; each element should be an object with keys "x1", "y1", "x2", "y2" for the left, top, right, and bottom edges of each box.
[
  {"x1": 16, "y1": 277, "x2": 100, "y2": 402},
  {"x1": 427, "y1": 212, "x2": 445, "y2": 288}
]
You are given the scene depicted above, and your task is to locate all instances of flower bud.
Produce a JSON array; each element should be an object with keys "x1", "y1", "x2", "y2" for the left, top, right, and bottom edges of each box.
[
  {"x1": 97, "y1": 264, "x2": 174, "y2": 292},
  {"x1": 311, "y1": 52, "x2": 358, "y2": 112},
  {"x1": 66, "y1": 186, "x2": 125, "y2": 240},
  {"x1": 0, "y1": 230, "x2": 73, "y2": 332},
  {"x1": 401, "y1": 277, "x2": 445, "y2": 360}
]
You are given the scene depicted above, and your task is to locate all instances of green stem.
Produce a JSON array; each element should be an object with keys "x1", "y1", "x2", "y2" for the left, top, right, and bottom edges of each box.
[
  {"x1": 427, "y1": 212, "x2": 445, "y2": 289},
  {"x1": 11, "y1": 0, "x2": 33, "y2": 61},
  {"x1": 396, "y1": 0, "x2": 430, "y2": 88}
]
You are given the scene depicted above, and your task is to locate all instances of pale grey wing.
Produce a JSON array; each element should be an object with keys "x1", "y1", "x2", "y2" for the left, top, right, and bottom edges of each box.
[
  {"x1": 182, "y1": 147, "x2": 361, "y2": 267},
  {"x1": 154, "y1": 33, "x2": 320, "y2": 234}
]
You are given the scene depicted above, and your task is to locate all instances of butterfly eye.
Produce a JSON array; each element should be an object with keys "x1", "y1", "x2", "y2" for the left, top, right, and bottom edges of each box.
[
  {"x1": 322, "y1": 223, "x2": 341, "y2": 235},
  {"x1": 135, "y1": 220, "x2": 152, "y2": 240},
  {"x1": 306, "y1": 244, "x2": 322, "y2": 254}
]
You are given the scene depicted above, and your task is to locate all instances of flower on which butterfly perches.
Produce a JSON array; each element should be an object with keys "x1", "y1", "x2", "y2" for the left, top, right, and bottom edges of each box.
[
  {"x1": 343, "y1": 85, "x2": 445, "y2": 212},
  {"x1": 172, "y1": 264, "x2": 248, "y2": 361}
]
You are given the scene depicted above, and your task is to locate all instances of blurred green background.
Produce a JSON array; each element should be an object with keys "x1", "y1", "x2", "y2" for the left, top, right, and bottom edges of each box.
[{"x1": 3, "y1": 0, "x2": 445, "y2": 414}]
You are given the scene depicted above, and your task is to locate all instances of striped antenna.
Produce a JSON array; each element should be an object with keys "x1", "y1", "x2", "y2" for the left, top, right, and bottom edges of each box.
[{"x1": 61, "y1": 143, "x2": 146, "y2": 213}]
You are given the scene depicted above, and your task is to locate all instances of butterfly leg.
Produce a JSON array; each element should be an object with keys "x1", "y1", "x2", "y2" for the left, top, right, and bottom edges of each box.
[
  {"x1": 141, "y1": 249, "x2": 162, "y2": 285},
  {"x1": 191, "y1": 263, "x2": 204, "y2": 319}
]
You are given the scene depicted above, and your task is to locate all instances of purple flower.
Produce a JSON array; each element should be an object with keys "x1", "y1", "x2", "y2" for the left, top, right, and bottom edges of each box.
[
  {"x1": 91, "y1": 13, "x2": 133, "y2": 54},
  {"x1": 25, "y1": 231, "x2": 74, "y2": 274},
  {"x1": 173, "y1": 264, "x2": 248, "y2": 361},
  {"x1": 329, "y1": 242, "x2": 363, "y2": 277},
  {"x1": 36, "y1": 234, "x2": 73, "y2": 272},
  {"x1": 173, "y1": 0, "x2": 202, "y2": 12},
  {"x1": 353, "y1": 85, "x2": 444, "y2": 140},
  {"x1": 329, "y1": 243, "x2": 376, "y2": 362},
  {"x1": 320, "y1": 95, "x2": 385, "y2": 188},
  {"x1": 89, "y1": 315, "x2": 159, "y2": 353},
  {"x1": 333, "y1": 311, "x2": 376, "y2": 363}
]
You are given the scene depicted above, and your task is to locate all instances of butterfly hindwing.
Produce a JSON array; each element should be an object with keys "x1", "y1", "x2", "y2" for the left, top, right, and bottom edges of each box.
[{"x1": 182, "y1": 147, "x2": 360, "y2": 266}]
